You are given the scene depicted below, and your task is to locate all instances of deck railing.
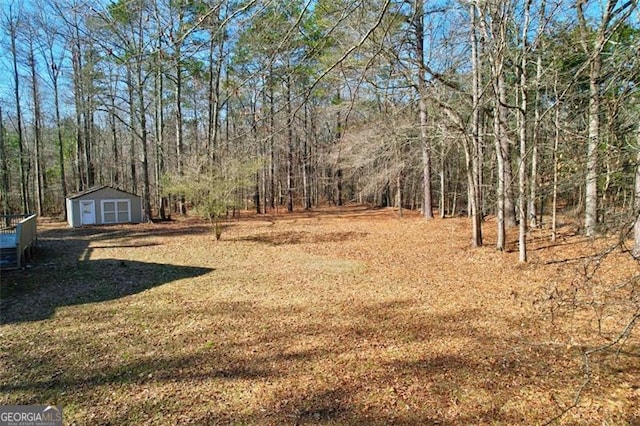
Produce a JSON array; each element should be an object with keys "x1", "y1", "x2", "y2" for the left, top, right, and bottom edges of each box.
[
  {"x1": 1, "y1": 213, "x2": 37, "y2": 268},
  {"x1": 1, "y1": 214, "x2": 33, "y2": 234}
]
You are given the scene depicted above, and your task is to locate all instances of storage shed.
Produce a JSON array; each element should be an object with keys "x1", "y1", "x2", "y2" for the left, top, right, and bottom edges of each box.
[{"x1": 67, "y1": 186, "x2": 143, "y2": 227}]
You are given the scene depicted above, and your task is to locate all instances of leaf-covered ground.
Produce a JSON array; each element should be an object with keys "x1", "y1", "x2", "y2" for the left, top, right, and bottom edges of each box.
[{"x1": 1, "y1": 206, "x2": 639, "y2": 424}]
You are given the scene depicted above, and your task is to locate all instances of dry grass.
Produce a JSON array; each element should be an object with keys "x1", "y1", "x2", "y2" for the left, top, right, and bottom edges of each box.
[{"x1": 1, "y1": 206, "x2": 639, "y2": 425}]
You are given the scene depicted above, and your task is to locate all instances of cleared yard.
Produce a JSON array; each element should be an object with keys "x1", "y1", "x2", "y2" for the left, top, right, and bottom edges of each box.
[{"x1": 1, "y1": 207, "x2": 638, "y2": 424}]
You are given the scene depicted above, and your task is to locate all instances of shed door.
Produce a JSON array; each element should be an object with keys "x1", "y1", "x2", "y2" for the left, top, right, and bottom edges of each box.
[
  {"x1": 102, "y1": 200, "x2": 131, "y2": 224},
  {"x1": 80, "y1": 200, "x2": 96, "y2": 225}
]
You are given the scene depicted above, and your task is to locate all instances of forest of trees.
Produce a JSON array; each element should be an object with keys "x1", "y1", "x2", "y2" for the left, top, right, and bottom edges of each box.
[{"x1": 1, "y1": 0, "x2": 639, "y2": 261}]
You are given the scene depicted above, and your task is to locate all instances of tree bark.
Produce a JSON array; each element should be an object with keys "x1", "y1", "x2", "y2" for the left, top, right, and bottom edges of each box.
[
  {"x1": 576, "y1": 0, "x2": 630, "y2": 236},
  {"x1": 415, "y1": 0, "x2": 433, "y2": 219},
  {"x1": 529, "y1": 36, "x2": 543, "y2": 228},
  {"x1": 335, "y1": 90, "x2": 343, "y2": 207},
  {"x1": 174, "y1": 12, "x2": 187, "y2": 216},
  {"x1": 634, "y1": 123, "x2": 640, "y2": 257},
  {"x1": 126, "y1": 66, "x2": 137, "y2": 194},
  {"x1": 440, "y1": 148, "x2": 446, "y2": 219},
  {"x1": 207, "y1": 10, "x2": 225, "y2": 164},
  {"x1": 517, "y1": 0, "x2": 532, "y2": 263},
  {"x1": 286, "y1": 70, "x2": 294, "y2": 213},
  {"x1": 469, "y1": 1, "x2": 483, "y2": 247},
  {"x1": 84, "y1": 49, "x2": 95, "y2": 189},
  {"x1": 269, "y1": 66, "x2": 276, "y2": 210},
  {"x1": 486, "y1": 2, "x2": 516, "y2": 231},
  {"x1": 109, "y1": 85, "x2": 119, "y2": 187},
  {"x1": 302, "y1": 104, "x2": 312, "y2": 210},
  {"x1": 47, "y1": 40, "x2": 67, "y2": 219},
  {"x1": 0, "y1": 108, "x2": 9, "y2": 215},
  {"x1": 251, "y1": 95, "x2": 260, "y2": 214},
  {"x1": 585, "y1": 57, "x2": 600, "y2": 237},
  {"x1": 494, "y1": 71, "x2": 507, "y2": 251},
  {"x1": 481, "y1": 1, "x2": 511, "y2": 250},
  {"x1": 552, "y1": 99, "x2": 560, "y2": 242},
  {"x1": 153, "y1": 37, "x2": 165, "y2": 218},
  {"x1": 71, "y1": 42, "x2": 85, "y2": 192},
  {"x1": 28, "y1": 37, "x2": 44, "y2": 216},
  {"x1": 9, "y1": 9, "x2": 29, "y2": 213},
  {"x1": 136, "y1": 7, "x2": 152, "y2": 221}
]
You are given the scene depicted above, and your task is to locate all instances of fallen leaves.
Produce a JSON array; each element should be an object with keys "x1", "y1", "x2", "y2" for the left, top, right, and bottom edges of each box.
[{"x1": 0, "y1": 207, "x2": 638, "y2": 424}]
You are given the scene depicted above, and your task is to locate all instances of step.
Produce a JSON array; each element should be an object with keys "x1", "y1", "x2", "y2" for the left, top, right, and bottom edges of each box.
[{"x1": 0, "y1": 248, "x2": 18, "y2": 269}]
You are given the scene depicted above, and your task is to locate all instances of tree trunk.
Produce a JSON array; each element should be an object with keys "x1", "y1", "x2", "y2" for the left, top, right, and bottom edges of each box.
[
  {"x1": 440, "y1": 148, "x2": 446, "y2": 219},
  {"x1": 576, "y1": 0, "x2": 629, "y2": 236},
  {"x1": 302, "y1": 105, "x2": 312, "y2": 210},
  {"x1": 84, "y1": 49, "x2": 95, "y2": 189},
  {"x1": 0, "y1": 108, "x2": 9, "y2": 215},
  {"x1": 551, "y1": 78, "x2": 560, "y2": 242},
  {"x1": 137, "y1": 31, "x2": 152, "y2": 221},
  {"x1": 28, "y1": 38, "x2": 44, "y2": 216},
  {"x1": 633, "y1": 123, "x2": 640, "y2": 257},
  {"x1": 396, "y1": 172, "x2": 403, "y2": 218},
  {"x1": 207, "y1": 17, "x2": 225, "y2": 163},
  {"x1": 529, "y1": 42, "x2": 543, "y2": 228},
  {"x1": 52, "y1": 65, "x2": 67, "y2": 219},
  {"x1": 175, "y1": 38, "x2": 187, "y2": 216},
  {"x1": 286, "y1": 71, "x2": 294, "y2": 213},
  {"x1": 72, "y1": 43, "x2": 85, "y2": 192},
  {"x1": 469, "y1": 2, "x2": 483, "y2": 247},
  {"x1": 154, "y1": 40, "x2": 164, "y2": 218},
  {"x1": 517, "y1": 0, "x2": 532, "y2": 263},
  {"x1": 498, "y1": 71, "x2": 516, "y2": 229},
  {"x1": 10, "y1": 12, "x2": 29, "y2": 213},
  {"x1": 110, "y1": 89, "x2": 119, "y2": 186},
  {"x1": 485, "y1": 1, "x2": 516, "y2": 230},
  {"x1": 482, "y1": 1, "x2": 510, "y2": 250},
  {"x1": 494, "y1": 74, "x2": 506, "y2": 251},
  {"x1": 415, "y1": 0, "x2": 433, "y2": 219},
  {"x1": 269, "y1": 66, "x2": 276, "y2": 210},
  {"x1": 585, "y1": 57, "x2": 600, "y2": 237},
  {"x1": 252, "y1": 98, "x2": 260, "y2": 214},
  {"x1": 334, "y1": 89, "x2": 344, "y2": 207},
  {"x1": 126, "y1": 66, "x2": 137, "y2": 194}
]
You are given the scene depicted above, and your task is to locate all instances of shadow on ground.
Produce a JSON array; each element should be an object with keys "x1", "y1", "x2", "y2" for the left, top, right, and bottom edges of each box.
[
  {"x1": 0, "y1": 222, "x2": 214, "y2": 324},
  {"x1": 1, "y1": 298, "x2": 585, "y2": 424},
  {"x1": 0, "y1": 258, "x2": 213, "y2": 324}
]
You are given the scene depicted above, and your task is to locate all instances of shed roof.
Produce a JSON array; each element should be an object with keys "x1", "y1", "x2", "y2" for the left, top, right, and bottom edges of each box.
[{"x1": 67, "y1": 185, "x2": 140, "y2": 200}]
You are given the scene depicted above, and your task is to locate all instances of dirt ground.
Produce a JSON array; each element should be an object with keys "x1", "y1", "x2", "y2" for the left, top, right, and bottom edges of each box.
[{"x1": 1, "y1": 206, "x2": 639, "y2": 424}]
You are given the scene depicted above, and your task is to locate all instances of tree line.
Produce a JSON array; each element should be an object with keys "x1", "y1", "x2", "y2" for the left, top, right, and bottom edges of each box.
[{"x1": 1, "y1": 0, "x2": 639, "y2": 261}]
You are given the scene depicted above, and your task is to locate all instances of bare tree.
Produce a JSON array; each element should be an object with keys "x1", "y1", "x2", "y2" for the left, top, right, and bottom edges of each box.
[
  {"x1": 0, "y1": 107, "x2": 9, "y2": 215},
  {"x1": 5, "y1": 3, "x2": 29, "y2": 213},
  {"x1": 27, "y1": 28, "x2": 44, "y2": 216},
  {"x1": 414, "y1": 0, "x2": 433, "y2": 219},
  {"x1": 468, "y1": 0, "x2": 484, "y2": 247},
  {"x1": 577, "y1": 0, "x2": 636, "y2": 236},
  {"x1": 168, "y1": 0, "x2": 188, "y2": 216},
  {"x1": 516, "y1": 0, "x2": 533, "y2": 263},
  {"x1": 478, "y1": 0, "x2": 517, "y2": 250},
  {"x1": 37, "y1": 0, "x2": 68, "y2": 218}
]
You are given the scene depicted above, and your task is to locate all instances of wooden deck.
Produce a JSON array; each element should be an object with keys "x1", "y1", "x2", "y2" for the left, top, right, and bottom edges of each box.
[{"x1": 0, "y1": 214, "x2": 37, "y2": 269}]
